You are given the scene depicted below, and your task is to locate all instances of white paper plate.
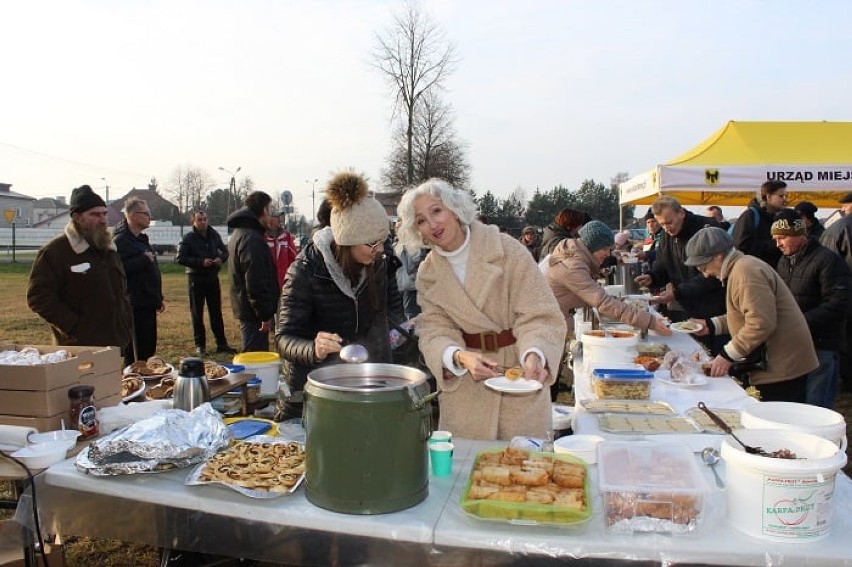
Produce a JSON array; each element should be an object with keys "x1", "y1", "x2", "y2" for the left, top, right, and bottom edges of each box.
[
  {"x1": 122, "y1": 380, "x2": 146, "y2": 403},
  {"x1": 553, "y1": 435, "x2": 604, "y2": 464},
  {"x1": 669, "y1": 321, "x2": 704, "y2": 334},
  {"x1": 484, "y1": 376, "x2": 543, "y2": 394},
  {"x1": 655, "y1": 372, "x2": 708, "y2": 388},
  {"x1": 205, "y1": 366, "x2": 232, "y2": 382},
  {"x1": 123, "y1": 363, "x2": 175, "y2": 381}
]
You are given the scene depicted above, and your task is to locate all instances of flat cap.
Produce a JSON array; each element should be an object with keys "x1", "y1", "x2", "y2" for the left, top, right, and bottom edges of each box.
[{"x1": 685, "y1": 227, "x2": 733, "y2": 266}]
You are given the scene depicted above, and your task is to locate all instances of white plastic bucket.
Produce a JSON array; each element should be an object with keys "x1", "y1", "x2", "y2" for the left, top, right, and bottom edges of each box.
[
  {"x1": 721, "y1": 428, "x2": 847, "y2": 542},
  {"x1": 581, "y1": 331, "x2": 639, "y2": 369},
  {"x1": 233, "y1": 352, "x2": 281, "y2": 396},
  {"x1": 740, "y1": 402, "x2": 847, "y2": 451}
]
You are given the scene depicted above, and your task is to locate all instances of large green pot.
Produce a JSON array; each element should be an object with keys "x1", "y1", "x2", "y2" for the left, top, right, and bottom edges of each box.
[{"x1": 304, "y1": 363, "x2": 436, "y2": 514}]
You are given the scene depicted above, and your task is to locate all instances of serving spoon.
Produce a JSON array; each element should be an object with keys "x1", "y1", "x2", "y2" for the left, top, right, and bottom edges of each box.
[
  {"x1": 340, "y1": 343, "x2": 369, "y2": 363},
  {"x1": 701, "y1": 447, "x2": 724, "y2": 488},
  {"x1": 697, "y1": 402, "x2": 769, "y2": 456}
]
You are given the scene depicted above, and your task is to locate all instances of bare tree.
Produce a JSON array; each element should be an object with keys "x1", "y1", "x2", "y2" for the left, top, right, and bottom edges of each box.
[
  {"x1": 167, "y1": 165, "x2": 214, "y2": 215},
  {"x1": 373, "y1": 0, "x2": 456, "y2": 186},
  {"x1": 381, "y1": 92, "x2": 470, "y2": 191}
]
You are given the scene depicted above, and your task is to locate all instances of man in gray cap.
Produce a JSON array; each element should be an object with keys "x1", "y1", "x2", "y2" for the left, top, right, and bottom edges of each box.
[
  {"x1": 685, "y1": 227, "x2": 817, "y2": 402},
  {"x1": 819, "y1": 191, "x2": 852, "y2": 391},
  {"x1": 27, "y1": 185, "x2": 133, "y2": 349}
]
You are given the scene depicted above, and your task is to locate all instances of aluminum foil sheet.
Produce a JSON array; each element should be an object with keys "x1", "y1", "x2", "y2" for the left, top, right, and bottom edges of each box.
[{"x1": 76, "y1": 403, "x2": 231, "y2": 476}]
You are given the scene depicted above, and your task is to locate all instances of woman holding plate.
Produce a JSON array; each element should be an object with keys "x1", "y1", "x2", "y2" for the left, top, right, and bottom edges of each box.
[{"x1": 397, "y1": 179, "x2": 566, "y2": 440}]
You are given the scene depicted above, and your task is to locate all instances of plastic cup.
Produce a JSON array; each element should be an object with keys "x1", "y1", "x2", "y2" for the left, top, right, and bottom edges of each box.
[
  {"x1": 429, "y1": 442, "x2": 454, "y2": 477},
  {"x1": 429, "y1": 430, "x2": 452, "y2": 444}
]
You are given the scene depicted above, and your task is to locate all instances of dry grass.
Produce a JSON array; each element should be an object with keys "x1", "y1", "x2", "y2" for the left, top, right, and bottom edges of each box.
[{"x1": 0, "y1": 259, "x2": 269, "y2": 566}]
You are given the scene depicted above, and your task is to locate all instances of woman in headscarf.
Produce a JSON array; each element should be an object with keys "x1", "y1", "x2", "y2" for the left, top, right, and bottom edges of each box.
[
  {"x1": 274, "y1": 171, "x2": 393, "y2": 421},
  {"x1": 397, "y1": 179, "x2": 566, "y2": 440}
]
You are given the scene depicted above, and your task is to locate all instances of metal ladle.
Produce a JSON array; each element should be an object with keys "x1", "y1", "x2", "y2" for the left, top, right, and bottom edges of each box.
[
  {"x1": 340, "y1": 343, "x2": 369, "y2": 363},
  {"x1": 701, "y1": 447, "x2": 724, "y2": 488}
]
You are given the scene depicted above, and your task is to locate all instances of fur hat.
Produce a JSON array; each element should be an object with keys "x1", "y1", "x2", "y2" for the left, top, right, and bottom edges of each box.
[
  {"x1": 685, "y1": 227, "x2": 733, "y2": 266},
  {"x1": 69, "y1": 185, "x2": 106, "y2": 214},
  {"x1": 327, "y1": 171, "x2": 388, "y2": 246},
  {"x1": 578, "y1": 221, "x2": 614, "y2": 252},
  {"x1": 771, "y1": 209, "x2": 806, "y2": 237}
]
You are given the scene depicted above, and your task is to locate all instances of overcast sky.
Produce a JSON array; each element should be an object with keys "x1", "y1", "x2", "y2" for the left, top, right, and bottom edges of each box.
[{"x1": 2, "y1": 0, "x2": 851, "y2": 221}]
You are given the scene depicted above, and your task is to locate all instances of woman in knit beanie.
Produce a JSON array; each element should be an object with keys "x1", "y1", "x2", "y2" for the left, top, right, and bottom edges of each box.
[
  {"x1": 546, "y1": 219, "x2": 671, "y2": 338},
  {"x1": 274, "y1": 171, "x2": 395, "y2": 421}
]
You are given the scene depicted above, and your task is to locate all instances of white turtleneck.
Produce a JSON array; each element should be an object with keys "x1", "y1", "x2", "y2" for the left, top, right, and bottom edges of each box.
[{"x1": 436, "y1": 226, "x2": 545, "y2": 376}]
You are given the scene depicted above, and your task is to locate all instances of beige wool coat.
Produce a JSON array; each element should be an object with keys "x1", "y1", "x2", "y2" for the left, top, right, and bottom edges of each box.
[
  {"x1": 416, "y1": 222, "x2": 567, "y2": 440},
  {"x1": 712, "y1": 250, "x2": 818, "y2": 387},
  {"x1": 546, "y1": 238, "x2": 656, "y2": 333}
]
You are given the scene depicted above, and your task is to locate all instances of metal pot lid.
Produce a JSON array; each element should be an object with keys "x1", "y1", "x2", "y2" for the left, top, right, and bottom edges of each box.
[{"x1": 307, "y1": 363, "x2": 426, "y2": 392}]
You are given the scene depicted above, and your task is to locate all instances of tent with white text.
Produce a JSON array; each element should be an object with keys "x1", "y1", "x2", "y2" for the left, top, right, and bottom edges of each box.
[{"x1": 619, "y1": 121, "x2": 852, "y2": 208}]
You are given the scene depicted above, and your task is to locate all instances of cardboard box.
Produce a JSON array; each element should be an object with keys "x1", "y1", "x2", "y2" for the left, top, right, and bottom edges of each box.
[
  {"x1": 0, "y1": 414, "x2": 66, "y2": 432},
  {"x1": 0, "y1": 345, "x2": 121, "y2": 391},
  {"x1": 0, "y1": 345, "x2": 122, "y2": 419},
  {"x1": 87, "y1": 372, "x2": 121, "y2": 399}
]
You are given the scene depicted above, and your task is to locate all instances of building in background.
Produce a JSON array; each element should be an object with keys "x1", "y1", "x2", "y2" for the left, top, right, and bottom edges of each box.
[{"x1": 0, "y1": 183, "x2": 36, "y2": 228}]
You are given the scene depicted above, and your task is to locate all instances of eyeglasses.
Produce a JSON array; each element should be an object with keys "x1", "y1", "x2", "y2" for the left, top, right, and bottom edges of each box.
[
  {"x1": 367, "y1": 239, "x2": 384, "y2": 252},
  {"x1": 134, "y1": 210, "x2": 151, "y2": 217}
]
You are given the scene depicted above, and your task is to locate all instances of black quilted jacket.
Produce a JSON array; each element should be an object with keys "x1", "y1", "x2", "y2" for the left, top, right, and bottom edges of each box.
[
  {"x1": 274, "y1": 237, "x2": 394, "y2": 397},
  {"x1": 776, "y1": 238, "x2": 850, "y2": 352}
]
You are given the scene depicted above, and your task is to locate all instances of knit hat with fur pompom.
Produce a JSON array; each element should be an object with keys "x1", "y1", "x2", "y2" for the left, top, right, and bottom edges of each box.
[{"x1": 327, "y1": 171, "x2": 389, "y2": 246}]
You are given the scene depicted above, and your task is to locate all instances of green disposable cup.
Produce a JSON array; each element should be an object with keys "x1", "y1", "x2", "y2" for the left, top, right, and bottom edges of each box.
[
  {"x1": 429, "y1": 442, "x2": 454, "y2": 477},
  {"x1": 428, "y1": 430, "x2": 452, "y2": 444}
]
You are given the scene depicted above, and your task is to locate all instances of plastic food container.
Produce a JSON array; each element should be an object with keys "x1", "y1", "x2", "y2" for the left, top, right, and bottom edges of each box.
[
  {"x1": 28, "y1": 429, "x2": 80, "y2": 452},
  {"x1": 591, "y1": 368, "x2": 653, "y2": 399},
  {"x1": 553, "y1": 435, "x2": 604, "y2": 464},
  {"x1": 460, "y1": 448, "x2": 592, "y2": 527},
  {"x1": 740, "y1": 402, "x2": 847, "y2": 450},
  {"x1": 598, "y1": 442, "x2": 709, "y2": 534},
  {"x1": 721, "y1": 429, "x2": 847, "y2": 542},
  {"x1": 581, "y1": 331, "x2": 640, "y2": 368},
  {"x1": 11, "y1": 441, "x2": 70, "y2": 469},
  {"x1": 232, "y1": 352, "x2": 280, "y2": 396}
]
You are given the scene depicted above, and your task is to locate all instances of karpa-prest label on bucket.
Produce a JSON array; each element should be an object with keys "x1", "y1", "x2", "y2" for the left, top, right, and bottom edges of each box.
[{"x1": 762, "y1": 473, "x2": 837, "y2": 539}]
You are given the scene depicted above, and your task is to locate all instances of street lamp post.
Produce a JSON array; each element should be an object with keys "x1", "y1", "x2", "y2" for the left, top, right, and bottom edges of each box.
[
  {"x1": 100, "y1": 177, "x2": 109, "y2": 205},
  {"x1": 305, "y1": 177, "x2": 318, "y2": 225},
  {"x1": 218, "y1": 166, "x2": 241, "y2": 219}
]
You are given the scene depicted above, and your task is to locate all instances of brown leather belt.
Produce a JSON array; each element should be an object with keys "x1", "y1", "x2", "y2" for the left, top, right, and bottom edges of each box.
[{"x1": 462, "y1": 330, "x2": 516, "y2": 353}]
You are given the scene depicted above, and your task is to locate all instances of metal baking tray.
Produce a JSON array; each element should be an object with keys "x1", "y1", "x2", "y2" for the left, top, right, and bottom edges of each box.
[
  {"x1": 597, "y1": 414, "x2": 702, "y2": 434},
  {"x1": 581, "y1": 399, "x2": 676, "y2": 415},
  {"x1": 684, "y1": 407, "x2": 743, "y2": 433}
]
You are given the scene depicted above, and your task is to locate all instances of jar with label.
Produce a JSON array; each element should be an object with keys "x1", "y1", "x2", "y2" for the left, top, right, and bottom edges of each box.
[{"x1": 68, "y1": 385, "x2": 98, "y2": 438}]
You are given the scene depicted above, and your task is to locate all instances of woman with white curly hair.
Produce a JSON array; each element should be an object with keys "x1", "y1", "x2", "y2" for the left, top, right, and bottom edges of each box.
[{"x1": 397, "y1": 178, "x2": 566, "y2": 440}]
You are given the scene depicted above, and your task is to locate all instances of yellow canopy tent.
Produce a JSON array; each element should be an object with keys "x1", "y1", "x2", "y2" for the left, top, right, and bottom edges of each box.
[{"x1": 619, "y1": 121, "x2": 852, "y2": 208}]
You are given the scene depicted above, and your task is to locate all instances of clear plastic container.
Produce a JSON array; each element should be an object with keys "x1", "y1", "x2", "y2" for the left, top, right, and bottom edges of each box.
[
  {"x1": 590, "y1": 369, "x2": 653, "y2": 399},
  {"x1": 597, "y1": 442, "x2": 708, "y2": 534}
]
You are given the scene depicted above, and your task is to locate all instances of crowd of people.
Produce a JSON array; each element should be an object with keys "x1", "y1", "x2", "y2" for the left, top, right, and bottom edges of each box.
[{"x1": 23, "y1": 178, "x2": 852, "y2": 439}]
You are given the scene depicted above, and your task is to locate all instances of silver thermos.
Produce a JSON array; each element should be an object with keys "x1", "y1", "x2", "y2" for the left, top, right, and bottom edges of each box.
[{"x1": 173, "y1": 357, "x2": 210, "y2": 411}]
